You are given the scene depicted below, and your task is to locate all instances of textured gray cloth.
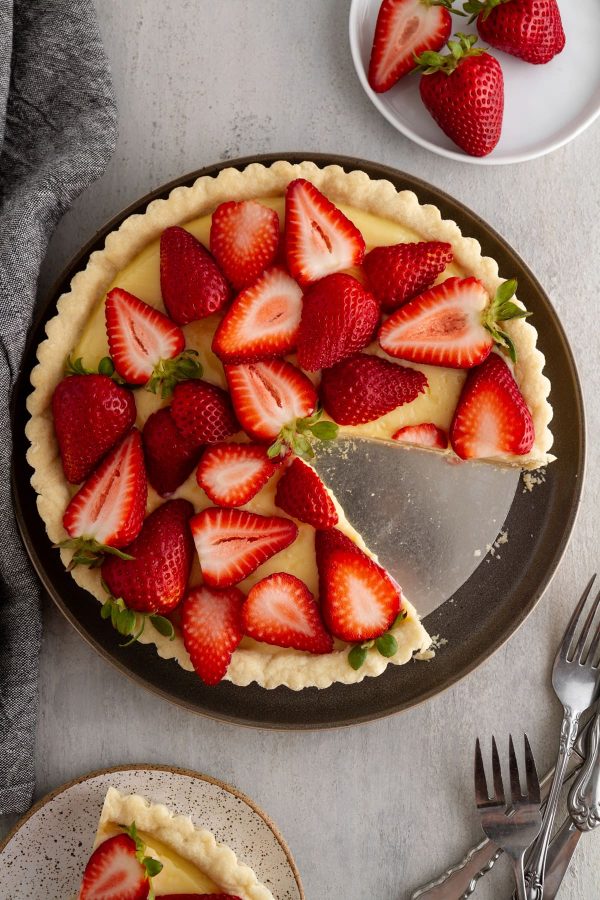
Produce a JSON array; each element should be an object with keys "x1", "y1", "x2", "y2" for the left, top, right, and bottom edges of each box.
[{"x1": 0, "y1": 0, "x2": 117, "y2": 815}]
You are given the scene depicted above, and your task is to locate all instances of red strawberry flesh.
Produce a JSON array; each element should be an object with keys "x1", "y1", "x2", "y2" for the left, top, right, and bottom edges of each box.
[
  {"x1": 52, "y1": 374, "x2": 136, "y2": 484},
  {"x1": 284, "y1": 179, "x2": 365, "y2": 287},
  {"x1": 296, "y1": 273, "x2": 380, "y2": 371},
  {"x1": 78, "y1": 833, "x2": 149, "y2": 900},
  {"x1": 160, "y1": 226, "x2": 231, "y2": 324},
  {"x1": 210, "y1": 199, "x2": 280, "y2": 291},
  {"x1": 171, "y1": 379, "x2": 239, "y2": 445},
  {"x1": 275, "y1": 458, "x2": 338, "y2": 529},
  {"x1": 142, "y1": 406, "x2": 203, "y2": 496},
  {"x1": 191, "y1": 507, "x2": 298, "y2": 587},
  {"x1": 363, "y1": 241, "x2": 453, "y2": 311},
  {"x1": 320, "y1": 353, "x2": 427, "y2": 425},
  {"x1": 63, "y1": 429, "x2": 147, "y2": 548},
  {"x1": 242, "y1": 572, "x2": 333, "y2": 654},
  {"x1": 476, "y1": 0, "x2": 565, "y2": 65},
  {"x1": 101, "y1": 498, "x2": 195, "y2": 614},
  {"x1": 181, "y1": 585, "x2": 244, "y2": 685},
  {"x1": 212, "y1": 266, "x2": 302, "y2": 363},
  {"x1": 450, "y1": 352, "x2": 535, "y2": 460},
  {"x1": 368, "y1": 0, "x2": 452, "y2": 92},
  {"x1": 105, "y1": 287, "x2": 185, "y2": 384},
  {"x1": 378, "y1": 276, "x2": 493, "y2": 368},
  {"x1": 197, "y1": 442, "x2": 279, "y2": 507},
  {"x1": 393, "y1": 423, "x2": 448, "y2": 449}
]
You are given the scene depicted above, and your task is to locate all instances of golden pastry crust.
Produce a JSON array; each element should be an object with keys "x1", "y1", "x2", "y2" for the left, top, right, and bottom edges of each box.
[
  {"x1": 96, "y1": 787, "x2": 274, "y2": 900},
  {"x1": 25, "y1": 160, "x2": 553, "y2": 689}
]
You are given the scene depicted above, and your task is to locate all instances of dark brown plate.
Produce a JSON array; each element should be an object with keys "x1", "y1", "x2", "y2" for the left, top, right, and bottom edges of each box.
[{"x1": 11, "y1": 153, "x2": 585, "y2": 729}]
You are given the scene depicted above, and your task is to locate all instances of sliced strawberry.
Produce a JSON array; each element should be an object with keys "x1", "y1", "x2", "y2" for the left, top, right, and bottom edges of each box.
[
  {"x1": 363, "y1": 241, "x2": 453, "y2": 311},
  {"x1": 78, "y1": 833, "x2": 150, "y2": 900},
  {"x1": 52, "y1": 374, "x2": 136, "y2": 484},
  {"x1": 242, "y1": 572, "x2": 333, "y2": 654},
  {"x1": 320, "y1": 353, "x2": 427, "y2": 426},
  {"x1": 142, "y1": 406, "x2": 203, "y2": 497},
  {"x1": 392, "y1": 422, "x2": 448, "y2": 449},
  {"x1": 105, "y1": 287, "x2": 188, "y2": 389},
  {"x1": 212, "y1": 267, "x2": 302, "y2": 363},
  {"x1": 159, "y1": 896, "x2": 241, "y2": 899},
  {"x1": 296, "y1": 273, "x2": 380, "y2": 371},
  {"x1": 378, "y1": 277, "x2": 529, "y2": 368},
  {"x1": 209, "y1": 199, "x2": 280, "y2": 291},
  {"x1": 315, "y1": 529, "x2": 400, "y2": 642},
  {"x1": 284, "y1": 179, "x2": 365, "y2": 287},
  {"x1": 181, "y1": 585, "x2": 245, "y2": 685},
  {"x1": 275, "y1": 458, "x2": 338, "y2": 529},
  {"x1": 450, "y1": 353, "x2": 535, "y2": 460},
  {"x1": 191, "y1": 507, "x2": 298, "y2": 587},
  {"x1": 62, "y1": 430, "x2": 147, "y2": 567},
  {"x1": 171, "y1": 379, "x2": 239, "y2": 445},
  {"x1": 160, "y1": 226, "x2": 231, "y2": 324},
  {"x1": 101, "y1": 499, "x2": 195, "y2": 615},
  {"x1": 224, "y1": 359, "x2": 316, "y2": 442},
  {"x1": 368, "y1": 0, "x2": 453, "y2": 92},
  {"x1": 197, "y1": 442, "x2": 279, "y2": 507}
]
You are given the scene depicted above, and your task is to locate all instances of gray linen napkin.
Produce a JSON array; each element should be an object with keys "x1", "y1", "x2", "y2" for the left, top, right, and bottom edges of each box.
[{"x1": 0, "y1": 0, "x2": 117, "y2": 815}]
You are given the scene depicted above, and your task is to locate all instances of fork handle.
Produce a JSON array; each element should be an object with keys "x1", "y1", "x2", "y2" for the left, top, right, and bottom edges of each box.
[
  {"x1": 523, "y1": 708, "x2": 580, "y2": 900},
  {"x1": 511, "y1": 855, "x2": 528, "y2": 900}
]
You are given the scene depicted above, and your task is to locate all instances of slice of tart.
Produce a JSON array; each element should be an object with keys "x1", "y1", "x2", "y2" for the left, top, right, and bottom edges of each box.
[
  {"x1": 76, "y1": 786, "x2": 273, "y2": 899},
  {"x1": 26, "y1": 161, "x2": 553, "y2": 691}
]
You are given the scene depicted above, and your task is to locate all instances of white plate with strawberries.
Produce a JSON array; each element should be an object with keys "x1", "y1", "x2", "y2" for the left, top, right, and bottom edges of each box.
[{"x1": 349, "y1": 0, "x2": 600, "y2": 164}]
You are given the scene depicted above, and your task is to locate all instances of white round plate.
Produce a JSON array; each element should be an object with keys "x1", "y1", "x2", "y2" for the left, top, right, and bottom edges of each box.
[
  {"x1": 0, "y1": 765, "x2": 304, "y2": 900},
  {"x1": 349, "y1": 0, "x2": 600, "y2": 164}
]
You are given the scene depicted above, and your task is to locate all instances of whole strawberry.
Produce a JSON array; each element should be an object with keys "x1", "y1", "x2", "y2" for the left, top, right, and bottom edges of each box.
[
  {"x1": 160, "y1": 226, "x2": 231, "y2": 324},
  {"x1": 296, "y1": 273, "x2": 380, "y2": 371},
  {"x1": 142, "y1": 406, "x2": 203, "y2": 496},
  {"x1": 465, "y1": 0, "x2": 565, "y2": 65},
  {"x1": 363, "y1": 241, "x2": 453, "y2": 311},
  {"x1": 102, "y1": 498, "x2": 195, "y2": 614},
  {"x1": 416, "y1": 32, "x2": 504, "y2": 157},
  {"x1": 171, "y1": 379, "x2": 239, "y2": 445},
  {"x1": 52, "y1": 373, "x2": 136, "y2": 484}
]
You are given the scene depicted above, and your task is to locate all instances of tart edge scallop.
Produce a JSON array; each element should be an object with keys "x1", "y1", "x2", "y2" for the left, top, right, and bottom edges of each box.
[{"x1": 25, "y1": 161, "x2": 553, "y2": 690}]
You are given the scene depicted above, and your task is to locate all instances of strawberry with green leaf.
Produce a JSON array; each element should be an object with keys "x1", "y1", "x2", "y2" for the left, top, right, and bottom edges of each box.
[
  {"x1": 464, "y1": 0, "x2": 565, "y2": 65},
  {"x1": 78, "y1": 823, "x2": 162, "y2": 900}
]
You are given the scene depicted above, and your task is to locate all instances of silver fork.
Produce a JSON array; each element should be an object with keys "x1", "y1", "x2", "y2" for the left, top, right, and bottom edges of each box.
[
  {"x1": 523, "y1": 574, "x2": 600, "y2": 899},
  {"x1": 475, "y1": 734, "x2": 542, "y2": 900}
]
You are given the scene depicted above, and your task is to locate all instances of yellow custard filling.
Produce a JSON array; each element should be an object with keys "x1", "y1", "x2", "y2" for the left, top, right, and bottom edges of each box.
[{"x1": 99, "y1": 822, "x2": 221, "y2": 894}]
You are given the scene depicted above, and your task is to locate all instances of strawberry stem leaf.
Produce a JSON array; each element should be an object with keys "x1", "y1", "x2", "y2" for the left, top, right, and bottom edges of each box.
[
  {"x1": 57, "y1": 537, "x2": 135, "y2": 570},
  {"x1": 149, "y1": 614, "x2": 175, "y2": 639},
  {"x1": 462, "y1": 0, "x2": 509, "y2": 24},
  {"x1": 65, "y1": 353, "x2": 125, "y2": 384},
  {"x1": 146, "y1": 349, "x2": 203, "y2": 398},
  {"x1": 124, "y1": 822, "x2": 163, "y2": 886},
  {"x1": 348, "y1": 644, "x2": 368, "y2": 671},
  {"x1": 415, "y1": 31, "x2": 485, "y2": 75},
  {"x1": 483, "y1": 279, "x2": 531, "y2": 363},
  {"x1": 375, "y1": 633, "x2": 398, "y2": 658},
  {"x1": 268, "y1": 408, "x2": 339, "y2": 461}
]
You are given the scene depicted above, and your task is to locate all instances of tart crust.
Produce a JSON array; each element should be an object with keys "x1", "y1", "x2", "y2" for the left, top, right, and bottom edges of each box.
[
  {"x1": 95, "y1": 787, "x2": 274, "y2": 899},
  {"x1": 25, "y1": 161, "x2": 553, "y2": 690}
]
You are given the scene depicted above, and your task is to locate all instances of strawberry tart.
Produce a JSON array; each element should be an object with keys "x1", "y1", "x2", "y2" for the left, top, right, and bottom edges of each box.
[
  {"x1": 76, "y1": 786, "x2": 273, "y2": 899},
  {"x1": 26, "y1": 161, "x2": 553, "y2": 690}
]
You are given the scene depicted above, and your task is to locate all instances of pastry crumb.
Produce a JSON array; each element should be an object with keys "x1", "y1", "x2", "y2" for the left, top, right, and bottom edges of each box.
[
  {"x1": 415, "y1": 648, "x2": 435, "y2": 661},
  {"x1": 474, "y1": 548, "x2": 482, "y2": 557},
  {"x1": 522, "y1": 468, "x2": 547, "y2": 492}
]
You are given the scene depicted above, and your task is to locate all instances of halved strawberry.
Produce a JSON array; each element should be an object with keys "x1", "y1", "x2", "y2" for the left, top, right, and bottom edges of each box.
[
  {"x1": 315, "y1": 529, "x2": 400, "y2": 642},
  {"x1": 450, "y1": 352, "x2": 535, "y2": 460},
  {"x1": 284, "y1": 179, "x2": 365, "y2": 287},
  {"x1": 62, "y1": 429, "x2": 147, "y2": 567},
  {"x1": 392, "y1": 422, "x2": 448, "y2": 449},
  {"x1": 296, "y1": 273, "x2": 380, "y2": 371},
  {"x1": 171, "y1": 380, "x2": 239, "y2": 445},
  {"x1": 181, "y1": 585, "x2": 245, "y2": 685},
  {"x1": 275, "y1": 458, "x2": 338, "y2": 529},
  {"x1": 191, "y1": 507, "x2": 298, "y2": 587},
  {"x1": 319, "y1": 353, "x2": 427, "y2": 426},
  {"x1": 363, "y1": 241, "x2": 453, "y2": 311},
  {"x1": 368, "y1": 0, "x2": 453, "y2": 93},
  {"x1": 209, "y1": 200, "x2": 280, "y2": 291},
  {"x1": 225, "y1": 359, "x2": 326, "y2": 456},
  {"x1": 159, "y1": 896, "x2": 241, "y2": 899},
  {"x1": 52, "y1": 374, "x2": 136, "y2": 484},
  {"x1": 242, "y1": 572, "x2": 333, "y2": 653},
  {"x1": 105, "y1": 287, "x2": 199, "y2": 394},
  {"x1": 197, "y1": 442, "x2": 279, "y2": 507},
  {"x1": 212, "y1": 267, "x2": 302, "y2": 363},
  {"x1": 142, "y1": 407, "x2": 203, "y2": 497},
  {"x1": 378, "y1": 277, "x2": 529, "y2": 368},
  {"x1": 101, "y1": 499, "x2": 195, "y2": 615},
  {"x1": 78, "y1": 832, "x2": 151, "y2": 900},
  {"x1": 160, "y1": 226, "x2": 231, "y2": 324}
]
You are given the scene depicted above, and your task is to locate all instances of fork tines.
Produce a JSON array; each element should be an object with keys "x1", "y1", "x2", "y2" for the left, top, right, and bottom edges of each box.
[
  {"x1": 564, "y1": 574, "x2": 600, "y2": 666},
  {"x1": 475, "y1": 734, "x2": 540, "y2": 809}
]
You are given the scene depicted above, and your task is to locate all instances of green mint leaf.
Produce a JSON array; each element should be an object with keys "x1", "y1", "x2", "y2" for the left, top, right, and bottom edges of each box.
[
  {"x1": 149, "y1": 615, "x2": 175, "y2": 639},
  {"x1": 348, "y1": 644, "x2": 368, "y2": 671},
  {"x1": 375, "y1": 633, "x2": 398, "y2": 658}
]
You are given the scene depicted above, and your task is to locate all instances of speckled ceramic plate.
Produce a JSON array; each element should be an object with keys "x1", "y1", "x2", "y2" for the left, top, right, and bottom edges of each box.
[
  {"x1": 349, "y1": 0, "x2": 600, "y2": 164},
  {"x1": 0, "y1": 765, "x2": 304, "y2": 900},
  {"x1": 11, "y1": 153, "x2": 585, "y2": 728}
]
